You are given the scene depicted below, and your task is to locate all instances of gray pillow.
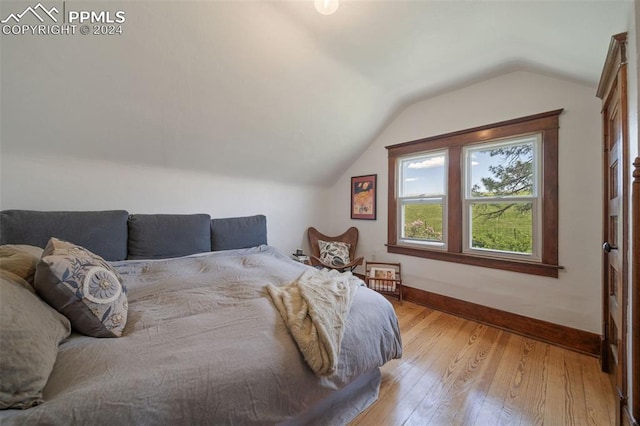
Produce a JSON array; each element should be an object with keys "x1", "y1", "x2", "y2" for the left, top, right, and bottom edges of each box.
[
  {"x1": 35, "y1": 238, "x2": 128, "y2": 338},
  {"x1": 127, "y1": 214, "x2": 211, "y2": 260},
  {"x1": 211, "y1": 215, "x2": 267, "y2": 251},
  {"x1": 0, "y1": 270, "x2": 71, "y2": 409},
  {"x1": 0, "y1": 210, "x2": 129, "y2": 261}
]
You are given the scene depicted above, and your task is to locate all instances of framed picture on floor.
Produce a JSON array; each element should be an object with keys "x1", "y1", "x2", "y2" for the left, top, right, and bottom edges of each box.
[
  {"x1": 351, "y1": 174, "x2": 377, "y2": 220},
  {"x1": 370, "y1": 267, "x2": 397, "y2": 291}
]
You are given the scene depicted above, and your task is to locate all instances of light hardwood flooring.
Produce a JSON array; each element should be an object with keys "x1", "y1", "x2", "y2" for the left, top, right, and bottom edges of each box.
[{"x1": 351, "y1": 300, "x2": 615, "y2": 426}]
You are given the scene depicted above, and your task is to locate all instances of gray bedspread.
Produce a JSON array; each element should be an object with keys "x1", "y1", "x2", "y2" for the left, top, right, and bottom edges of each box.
[{"x1": 1, "y1": 246, "x2": 401, "y2": 425}]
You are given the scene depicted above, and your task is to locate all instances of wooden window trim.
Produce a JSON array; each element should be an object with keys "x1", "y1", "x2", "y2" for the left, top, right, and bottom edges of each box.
[{"x1": 386, "y1": 109, "x2": 563, "y2": 278}]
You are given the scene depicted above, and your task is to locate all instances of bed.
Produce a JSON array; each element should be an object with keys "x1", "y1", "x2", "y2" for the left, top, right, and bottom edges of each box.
[{"x1": 0, "y1": 210, "x2": 402, "y2": 425}]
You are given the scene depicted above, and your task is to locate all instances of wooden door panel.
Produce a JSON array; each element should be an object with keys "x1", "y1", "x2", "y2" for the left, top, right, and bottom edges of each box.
[
  {"x1": 597, "y1": 32, "x2": 629, "y2": 426},
  {"x1": 610, "y1": 161, "x2": 618, "y2": 199}
]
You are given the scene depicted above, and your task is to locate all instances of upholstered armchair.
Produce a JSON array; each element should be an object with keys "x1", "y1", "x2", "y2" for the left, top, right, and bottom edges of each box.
[{"x1": 307, "y1": 227, "x2": 364, "y2": 272}]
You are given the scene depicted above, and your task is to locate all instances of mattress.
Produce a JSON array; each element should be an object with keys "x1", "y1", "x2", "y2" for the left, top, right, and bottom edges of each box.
[{"x1": 1, "y1": 246, "x2": 402, "y2": 425}]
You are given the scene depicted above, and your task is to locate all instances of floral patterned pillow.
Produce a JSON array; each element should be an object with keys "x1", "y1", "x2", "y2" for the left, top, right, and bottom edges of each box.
[
  {"x1": 34, "y1": 238, "x2": 128, "y2": 338},
  {"x1": 318, "y1": 240, "x2": 351, "y2": 267}
]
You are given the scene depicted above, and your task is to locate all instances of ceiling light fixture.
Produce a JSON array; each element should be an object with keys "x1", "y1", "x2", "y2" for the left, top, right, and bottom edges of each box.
[{"x1": 314, "y1": 0, "x2": 339, "y2": 15}]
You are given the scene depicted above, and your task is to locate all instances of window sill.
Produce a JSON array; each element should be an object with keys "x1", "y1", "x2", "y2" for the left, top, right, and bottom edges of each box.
[{"x1": 386, "y1": 244, "x2": 562, "y2": 278}]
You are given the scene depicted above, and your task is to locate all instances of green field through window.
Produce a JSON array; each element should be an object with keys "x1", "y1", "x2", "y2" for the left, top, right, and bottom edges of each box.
[
  {"x1": 470, "y1": 203, "x2": 533, "y2": 254},
  {"x1": 403, "y1": 203, "x2": 533, "y2": 253},
  {"x1": 403, "y1": 204, "x2": 444, "y2": 242}
]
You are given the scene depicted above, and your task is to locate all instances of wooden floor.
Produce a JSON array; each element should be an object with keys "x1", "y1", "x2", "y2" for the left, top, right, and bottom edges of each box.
[{"x1": 351, "y1": 300, "x2": 615, "y2": 426}]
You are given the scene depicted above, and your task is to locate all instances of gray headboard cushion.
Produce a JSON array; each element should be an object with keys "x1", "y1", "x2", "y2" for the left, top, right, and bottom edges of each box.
[
  {"x1": 1, "y1": 211, "x2": 268, "y2": 260},
  {"x1": 127, "y1": 214, "x2": 212, "y2": 260},
  {"x1": 211, "y1": 215, "x2": 267, "y2": 251},
  {"x1": 0, "y1": 210, "x2": 129, "y2": 261}
]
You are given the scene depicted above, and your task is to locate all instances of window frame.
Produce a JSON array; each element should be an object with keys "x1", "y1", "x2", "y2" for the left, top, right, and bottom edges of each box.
[{"x1": 386, "y1": 109, "x2": 563, "y2": 278}]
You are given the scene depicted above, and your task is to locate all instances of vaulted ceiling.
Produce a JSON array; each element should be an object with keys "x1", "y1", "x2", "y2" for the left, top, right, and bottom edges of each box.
[{"x1": 0, "y1": 1, "x2": 633, "y2": 186}]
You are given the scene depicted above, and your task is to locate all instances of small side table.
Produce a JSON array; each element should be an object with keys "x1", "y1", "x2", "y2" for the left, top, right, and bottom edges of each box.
[
  {"x1": 292, "y1": 253, "x2": 311, "y2": 265},
  {"x1": 364, "y1": 261, "x2": 402, "y2": 303}
]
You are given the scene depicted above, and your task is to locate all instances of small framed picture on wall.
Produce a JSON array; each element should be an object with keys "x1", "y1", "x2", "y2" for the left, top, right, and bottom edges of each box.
[{"x1": 351, "y1": 174, "x2": 377, "y2": 220}]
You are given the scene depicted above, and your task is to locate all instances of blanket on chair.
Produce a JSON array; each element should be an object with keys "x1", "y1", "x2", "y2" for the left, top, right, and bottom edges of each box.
[{"x1": 266, "y1": 268, "x2": 361, "y2": 376}]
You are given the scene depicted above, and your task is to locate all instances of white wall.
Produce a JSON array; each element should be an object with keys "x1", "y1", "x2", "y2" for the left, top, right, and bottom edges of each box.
[
  {"x1": 328, "y1": 71, "x2": 603, "y2": 333},
  {"x1": 0, "y1": 1, "x2": 337, "y2": 258},
  {"x1": 0, "y1": 152, "x2": 329, "y2": 255}
]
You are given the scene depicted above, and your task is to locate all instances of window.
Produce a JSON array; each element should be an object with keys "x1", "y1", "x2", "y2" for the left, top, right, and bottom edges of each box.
[
  {"x1": 386, "y1": 110, "x2": 562, "y2": 277},
  {"x1": 463, "y1": 135, "x2": 541, "y2": 260},
  {"x1": 398, "y1": 151, "x2": 447, "y2": 248}
]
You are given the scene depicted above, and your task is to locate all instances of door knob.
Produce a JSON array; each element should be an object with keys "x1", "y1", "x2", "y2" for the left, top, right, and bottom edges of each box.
[{"x1": 603, "y1": 242, "x2": 618, "y2": 253}]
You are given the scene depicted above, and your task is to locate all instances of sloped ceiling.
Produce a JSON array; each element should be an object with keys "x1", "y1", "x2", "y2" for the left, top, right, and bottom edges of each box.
[{"x1": 0, "y1": 0, "x2": 633, "y2": 186}]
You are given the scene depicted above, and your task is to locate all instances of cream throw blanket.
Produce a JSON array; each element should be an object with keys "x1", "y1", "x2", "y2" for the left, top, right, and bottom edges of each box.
[{"x1": 267, "y1": 268, "x2": 361, "y2": 376}]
